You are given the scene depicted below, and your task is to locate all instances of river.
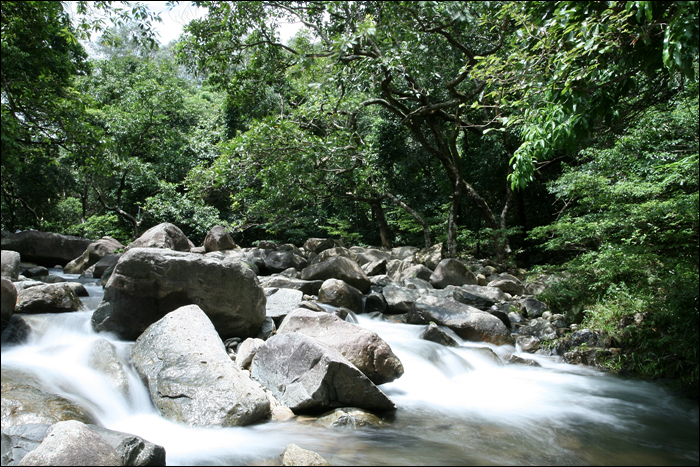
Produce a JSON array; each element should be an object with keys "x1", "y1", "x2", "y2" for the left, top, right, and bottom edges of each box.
[{"x1": 1, "y1": 271, "x2": 698, "y2": 465}]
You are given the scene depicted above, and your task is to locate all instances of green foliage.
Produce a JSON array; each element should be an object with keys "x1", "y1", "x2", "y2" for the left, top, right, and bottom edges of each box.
[{"x1": 67, "y1": 213, "x2": 130, "y2": 243}]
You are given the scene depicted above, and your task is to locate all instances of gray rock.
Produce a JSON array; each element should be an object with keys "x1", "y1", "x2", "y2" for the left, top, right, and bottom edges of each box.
[
  {"x1": 382, "y1": 285, "x2": 420, "y2": 314},
  {"x1": 265, "y1": 288, "x2": 304, "y2": 325},
  {"x1": 64, "y1": 237, "x2": 123, "y2": 275},
  {"x1": 278, "y1": 309, "x2": 404, "y2": 385},
  {"x1": 265, "y1": 250, "x2": 307, "y2": 273},
  {"x1": 258, "y1": 276, "x2": 323, "y2": 295},
  {"x1": 385, "y1": 259, "x2": 413, "y2": 282},
  {"x1": 419, "y1": 322, "x2": 460, "y2": 347},
  {"x1": 487, "y1": 273, "x2": 525, "y2": 296},
  {"x1": 351, "y1": 247, "x2": 392, "y2": 266},
  {"x1": 1, "y1": 231, "x2": 91, "y2": 267},
  {"x1": 21, "y1": 267, "x2": 48, "y2": 279},
  {"x1": 310, "y1": 247, "x2": 360, "y2": 266},
  {"x1": 300, "y1": 256, "x2": 370, "y2": 293},
  {"x1": 125, "y1": 222, "x2": 192, "y2": 252},
  {"x1": 17, "y1": 420, "x2": 121, "y2": 466},
  {"x1": 280, "y1": 444, "x2": 330, "y2": 466},
  {"x1": 131, "y1": 305, "x2": 270, "y2": 427},
  {"x1": 413, "y1": 243, "x2": 445, "y2": 270},
  {"x1": 452, "y1": 286, "x2": 499, "y2": 310},
  {"x1": 518, "y1": 317, "x2": 557, "y2": 340},
  {"x1": 303, "y1": 238, "x2": 344, "y2": 254},
  {"x1": 236, "y1": 338, "x2": 265, "y2": 370},
  {"x1": 369, "y1": 275, "x2": 392, "y2": 287},
  {"x1": 203, "y1": 225, "x2": 238, "y2": 252},
  {"x1": 407, "y1": 296, "x2": 514, "y2": 346},
  {"x1": 521, "y1": 297, "x2": 548, "y2": 318},
  {"x1": 1, "y1": 423, "x2": 50, "y2": 467},
  {"x1": 87, "y1": 339, "x2": 130, "y2": 397},
  {"x1": 391, "y1": 246, "x2": 419, "y2": 260},
  {"x1": 1, "y1": 369, "x2": 95, "y2": 427},
  {"x1": 1, "y1": 315, "x2": 30, "y2": 345},
  {"x1": 396, "y1": 264, "x2": 434, "y2": 283},
  {"x1": 92, "y1": 248, "x2": 266, "y2": 340},
  {"x1": 2, "y1": 277, "x2": 17, "y2": 331},
  {"x1": 429, "y1": 258, "x2": 478, "y2": 289},
  {"x1": 65, "y1": 282, "x2": 88, "y2": 297},
  {"x1": 1, "y1": 250, "x2": 21, "y2": 280},
  {"x1": 15, "y1": 283, "x2": 84, "y2": 314},
  {"x1": 318, "y1": 279, "x2": 364, "y2": 315},
  {"x1": 361, "y1": 258, "x2": 387, "y2": 276},
  {"x1": 364, "y1": 292, "x2": 387, "y2": 314},
  {"x1": 86, "y1": 425, "x2": 166, "y2": 466},
  {"x1": 251, "y1": 333, "x2": 395, "y2": 412},
  {"x1": 517, "y1": 335, "x2": 540, "y2": 352}
]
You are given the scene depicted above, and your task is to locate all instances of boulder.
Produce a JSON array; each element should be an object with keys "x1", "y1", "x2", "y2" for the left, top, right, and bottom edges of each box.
[
  {"x1": 1, "y1": 250, "x2": 21, "y2": 280},
  {"x1": 385, "y1": 259, "x2": 413, "y2": 282},
  {"x1": 203, "y1": 225, "x2": 238, "y2": 252},
  {"x1": 396, "y1": 264, "x2": 434, "y2": 283},
  {"x1": 521, "y1": 297, "x2": 548, "y2": 318},
  {"x1": 17, "y1": 420, "x2": 121, "y2": 466},
  {"x1": 1, "y1": 231, "x2": 91, "y2": 267},
  {"x1": 250, "y1": 332, "x2": 395, "y2": 412},
  {"x1": 518, "y1": 317, "x2": 557, "y2": 340},
  {"x1": 350, "y1": 247, "x2": 392, "y2": 266},
  {"x1": 309, "y1": 247, "x2": 359, "y2": 266},
  {"x1": 2, "y1": 277, "x2": 17, "y2": 331},
  {"x1": 86, "y1": 425, "x2": 166, "y2": 467},
  {"x1": 413, "y1": 242, "x2": 445, "y2": 270},
  {"x1": 63, "y1": 237, "x2": 124, "y2": 275},
  {"x1": 300, "y1": 256, "x2": 370, "y2": 293},
  {"x1": 452, "y1": 285, "x2": 503, "y2": 310},
  {"x1": 1, "y1": 369, "x2": 95, "y2": 427},
  {"x1": 87, "y1": 339, "x2": 130, "y2": 397},
  {"x1": 303, "y1": 238, "x2": 344, "y2": 254},
  {"x1": 361, "y1": 259, "x2": 387, "y2": 276},
  {"x1": 258, "y1": 276, "x2": 323, "y2": 296},
  {"x1": 131, "y1": 305, "x2": 270, "y2": 427},
  {"x1": 407, "y1": 296, "x2": 514, "y2": 346},
  {"x1": 391, "y1": 246, "x2": 419, "y2": 260},
  {"x1": 125, "y1": 223, "x2": 192, "y2": 252},
  {"x1": 265, "y1": 288, "x2": 304, "y2": 325},
  {"x1": 20, "y1": 267, "x2": 48, "y2": 278},
  {"x1": 0, "y1": 423, "x2": 50, "y2": 467},
  {"x1": 429, "y1": 258, "x2": 478, "y2": 289},
  {"x1": 93, "y1": 254, "x2": 121, "y2": 279},
  {"x1": 382, "y1": 285, "x2": 420, "y2": 314},
  {"x1": 15, "y1": 283, "x2": 84, "y2": 314},
  {"x1": 419, "y1": 322, "x2": 460, "y2": 347},
  {"x1": 316, "y1": 407, "x2": 386, "y2": 429},
  {"x1": 92, "y1": 248, "x2": 266, "y2": 340},
  {"x1": 364, "y1": 292, "x2": 387, "y2": 314},
  {"x1": 278, "y1": 309, "x2": 404, "y2": 385},
  {"x1": 280, "y1": 444, "x2": 330, "y2": 466},
  {"x1": 487, "y1": 273, "x2": 525, "y2": 296},
  {"x1": 317, "y1": 279, "x2": 364, "y2": 315},
  {"x1": 236, "y1": 338, "x2": 265, "y2": 370},
  {"x1": 264, "y1": 250, "x2": 307, "y2": 273}
]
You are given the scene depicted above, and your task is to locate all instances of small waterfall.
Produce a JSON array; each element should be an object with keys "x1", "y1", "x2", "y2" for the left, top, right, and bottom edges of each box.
[{"x1": 2, "y1": 270, "x2": 698, "y2": 466}]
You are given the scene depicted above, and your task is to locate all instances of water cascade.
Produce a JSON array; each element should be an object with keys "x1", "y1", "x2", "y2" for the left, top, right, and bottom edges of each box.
[{"x1": 2, "y1": 271, "x2": 698, "y2": 465}]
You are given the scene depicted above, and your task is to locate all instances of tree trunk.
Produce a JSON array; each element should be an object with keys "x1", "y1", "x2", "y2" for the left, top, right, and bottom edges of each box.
[
  {"x1": 369, "y1": 199, "x2": 393, "y2": 249},
  {"x1": 383, "y1": 192, "x2": 432, "y2": 248},
  {"x1": 447, "y1": 189, "x2": 462, "y2": 257}
]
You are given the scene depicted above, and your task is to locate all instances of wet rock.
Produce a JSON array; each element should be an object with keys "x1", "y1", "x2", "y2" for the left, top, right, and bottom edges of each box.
[
  {"x1": 419, "y1": 322, "x2": 459, "y2": 347},
  {"x1": 258, "y1": 276, "x2": 323, "y2": 296},
  {"x1": 15, "y1": 283, "x2": 84, "y2": 314},
  {"x1": 131, "y1": 305, "x2": 270, "y2": 427},
  {"x1": 1, "y1": 369, "x2": 95, "y2": 427},
  {"x1": 1, "y1": 315, "x2": 30, "y2": 345},
  {"x1": 1, "y1": 250, "x2": 21, "y2": 280},
  {"x1": 517, "y1": 335, "x2": 540, "y2": 352},
  {"x1": 429, "y1": 258, "x2": 478, "y2": 289},
  {"x1": 280, "y1": 444, "x2": 330, "y2": 466},
  {"x1": 125, "y1": 222, "x2": 193, "y2": 252},
  {"x1": 86, "y1": 425, "x2": 166, "y2": 467},
  {"x1": 87, "y1": 339, "x2": 130, "y2": 397},
  {"x1": 251, "y1": 332, "x2": 395, "y2": 412},
  {"x1": 21, "y1": 267, "x2": 49, "y2": 279},
  {"x1": 265, "y1": 250, "x2": 307, "y2": 273},
  {"x1": 408, "y1": 296, "x2": 514, "y2": 346},
  {"x1": 318, "y1": 279, "x2": 364, "y2": 315},
  {"x1": 364, "y1": 292, "x2": 387, "y2": 314},
  {"x1": 316, "y1": 407, "x2": 386, "y2": 429},
  {"x1": 17, "y1": 420, "x2": 121, "y2": 466},
  {"x1": 504, "y1": 355, "x2": 541, "y2": 367},
  {"x1": 518, "y1": 317, "x2": 557, "y2": 340},
  {"x1": 92, "y1": 248, "x2": 266, "y2": 340},
  {"x1": 300, "y1": 256, "x2": 370, "y2": 293},
  {"x1": 278, "y1": 309, "x2": 404, "y2": 385},
  {"x1": 382, "y1": 285, "x2": 420, "y2": 314},
  {"x1": 1, "y1": 231, "x2": 91, "y2": 267},
  {"x1": 1, "y1": 277, "x2": 17, "y2": 331},
  {"x1": 452, "y1": 285, "x2": 502, "y2": 311},
  {"x1": 203, "y1": 225, "x2": 238, "y2": 252},
  {"x1": 64, "y1": 237, "x2": 123, "y2": 275},
  {"x1": 0, "y1": 423, "x2": 50, "y2": 466}
]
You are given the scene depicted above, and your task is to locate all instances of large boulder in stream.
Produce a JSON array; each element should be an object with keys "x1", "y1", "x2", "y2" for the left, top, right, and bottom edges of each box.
[
  {"x1": 203, "y1": 225, "x2": 238, "y2": 252},
  {"x1": 317, "y1": 279, "x2": 364, "y2": 314},
  {"x1": 91, "y1": 248, "x2": 266, "y2": 340},
  {"x1": 15, "y1": 283, "x2": 84, "y2": 314},
  {"x1": 1, "y1": 369, "x2": 96, "y2": 427},
  {"x1": 124, "y1": 223, "x2": 193, "y2": 252},
  {"x1": 16, "y1": 420, "x2": 122, "y2": 466},
  {"x1": 1, "y1": 231, "x2": 92, "y2": 267},
  {"x1": 63, "y1": 236, "x2": 124, "y2": 275},
  {"x1": 407, "y1": 296, "x2": 514, "y2": 346},
  {"x1": 429, "y1": 258, "x2": 478, "y2": 289},
  {"x1": 251, "y1": 332, "x2": 395, "y2": 413},
  {"x1": 1, "y1": 250, "x2": 21, "y2": 280},
  {"x1": 278, "y1": 308, "x2": 404, "y2": 385},
  {"x1": 131, "y1": 305, "x2": 270, "y2": 427},
  {"x1": 1, "y1": 277, "x2": 17, "y2": 331},
  {"x1": 300, "y1": 256, "x2": 371, "y2": 293}
]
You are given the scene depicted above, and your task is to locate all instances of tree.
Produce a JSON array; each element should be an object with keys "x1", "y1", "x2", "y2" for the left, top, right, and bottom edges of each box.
[{"x1": 177, "y1": 1, "x2": 520, "y2": 258}]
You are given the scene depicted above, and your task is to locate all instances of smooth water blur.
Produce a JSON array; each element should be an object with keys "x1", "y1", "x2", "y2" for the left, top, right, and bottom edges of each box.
[{"x1": 1, "y1": 270, "x2": 697, "y2": 465}]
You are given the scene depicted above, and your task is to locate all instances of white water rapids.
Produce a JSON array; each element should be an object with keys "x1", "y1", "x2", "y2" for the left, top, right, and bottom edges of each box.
[{"x1": 1, "y1": 272, "x2": 698, "y2": 465}]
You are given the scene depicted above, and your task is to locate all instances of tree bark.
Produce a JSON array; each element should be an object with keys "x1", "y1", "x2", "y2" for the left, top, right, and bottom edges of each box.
[
  {"x1": 383, "y1": 192, "x2": 432, "y2": 248},
  {"x1": 369, "y1": 199, "x2": 393, "y2": 249}
]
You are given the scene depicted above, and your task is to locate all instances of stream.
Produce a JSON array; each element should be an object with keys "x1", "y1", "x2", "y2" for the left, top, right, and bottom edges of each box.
[{"x1": 1, "y1": 271, "x2": 698, "y2": 466}]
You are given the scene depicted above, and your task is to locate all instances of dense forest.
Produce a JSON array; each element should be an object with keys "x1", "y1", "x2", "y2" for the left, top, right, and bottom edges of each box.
[{"x1": 2, "y1": 1, "x2": 698, "y2": 391}]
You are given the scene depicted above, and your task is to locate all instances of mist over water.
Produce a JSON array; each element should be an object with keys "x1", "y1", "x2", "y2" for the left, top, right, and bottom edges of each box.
[{"x1": 2, "y1": 270, "x2": 697, "y2": 466}]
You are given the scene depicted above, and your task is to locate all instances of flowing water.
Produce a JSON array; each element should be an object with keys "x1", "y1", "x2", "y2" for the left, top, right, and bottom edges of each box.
[{"x1": 2, "y1": 271, "x2": 698, "y2": 466}]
